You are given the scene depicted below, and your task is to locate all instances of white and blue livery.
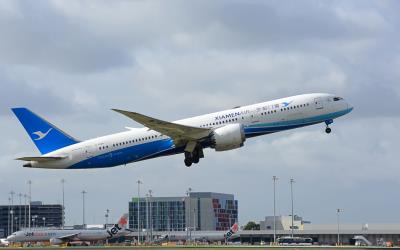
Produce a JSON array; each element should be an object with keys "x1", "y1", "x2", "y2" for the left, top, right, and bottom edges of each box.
[{"x1": 12, "y1": 93, "x2": 353, "y2": 168}]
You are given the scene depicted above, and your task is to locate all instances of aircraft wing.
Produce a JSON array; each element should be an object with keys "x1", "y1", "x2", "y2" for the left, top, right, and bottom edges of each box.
[
  {"x1": 16, "y1": 156, "x2": 66, "y2": 162},
  {"x1": 57, "y1": 233, "x2": 79, "y2": 241},
  {"x1": 112, "y1": 109, "x2": 211, "y2": 145}
]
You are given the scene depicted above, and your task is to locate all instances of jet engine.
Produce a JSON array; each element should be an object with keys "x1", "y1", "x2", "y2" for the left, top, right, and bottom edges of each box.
[
  {"x1": 50, "y1": 238, "x2": 63, "y2": 245},
  {"x1": 211, "y1": 124, "x2": 246, "y2": 151}
]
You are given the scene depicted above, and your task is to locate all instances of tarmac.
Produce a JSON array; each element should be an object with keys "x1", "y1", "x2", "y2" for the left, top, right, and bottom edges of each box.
[{"x1": 2, "y1": 246, "x2": 400, "y2": 250}]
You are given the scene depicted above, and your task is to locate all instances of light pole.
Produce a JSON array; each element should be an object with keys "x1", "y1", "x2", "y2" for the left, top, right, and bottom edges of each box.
[
  {"x1": 193, "y1": 207, "x2": 196, "y2": 232},
  {"x1": 337, "y1": 209, "x2": 343, "y2": 245},
  {"x1": 18, "y1": 193, "x2": 22, "y2": 229},
  {"x1": 28, "y1": 180, "x2": 32, "y2": 229},
  {"x1": 61, "y1": 179, "x2": 65, "y2": 228},
  {"x1": 10, "y1": 191, "x2": 15, "y2": 205},
  {"x1": 24, "y1": 194, "x2": 27, "y2": 228},
  {"x1": 8, "y1": 197, "x2": 10, "y2": 236},
  {"x1": 273, "y1": 176, "x2": 278, "y2": 245},
  {"x1": 145, "y1": 193, "x2": 149, "y2": 242},
  {"x1": 137, "y1": 180, "x2": 142, "y2": 245},
  {"x1": 32, "y1": 215, "x2": 38, "y2": 228},
  {"x1": 10, "y1": 191, "x2": 15, "y2": 233},
  {"x1": 186, "y1": 187, "x2": 192, "y2": 244},
  {"x1": 82, "y1": 190, "x2": 86, "y2": 227},
  {"x1": 148, "y1": 189, "x2": 153, "y2": 243},
  {"x1": 105, "y1": 209, "x2": 110, "y2": 225},
  {"x1": 290, "y1": 178, "x2": 295, "y2": 238},
  {"x1": 105, "y1": 209, "x2": 110, "y2": 245},
  {"x1": 10, "y1": 210, "x2": 14, "y2": 233},
  {"x1": 42, "y1": 217, "x2": 46, "y2": 227}
]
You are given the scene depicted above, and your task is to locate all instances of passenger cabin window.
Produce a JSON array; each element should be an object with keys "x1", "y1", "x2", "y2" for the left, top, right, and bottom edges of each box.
[{"x1": 333, "y1": 97, "x2": 343, "y2": 101}]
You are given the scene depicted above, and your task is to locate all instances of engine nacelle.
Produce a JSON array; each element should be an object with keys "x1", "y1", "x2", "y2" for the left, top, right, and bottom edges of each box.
[
  {"x1": 50, "y1": 238, "x2": 63, "y2": 245},
  {"x1": 211, "y1": 124, "x2": 246, "y2": 151}
]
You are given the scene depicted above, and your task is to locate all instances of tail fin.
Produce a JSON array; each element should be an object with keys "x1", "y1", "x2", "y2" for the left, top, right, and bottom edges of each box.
[
  {"x1": 11, "y1": 108, "x2": 79, "y2": 154},
  {"x1": 225, "y1": 223, "x2": 239, "y2": 239},
  {"x1": 116, "y1": 213, "x2": 128, "y2": 229},
  {"x1": 107, "y1": 214, "x2": 129, "y2": 239}
]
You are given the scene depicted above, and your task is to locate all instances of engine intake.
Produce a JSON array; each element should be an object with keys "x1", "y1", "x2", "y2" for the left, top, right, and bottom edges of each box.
[
  {"x1": 50, "y1": 238, "x2": 63, "y2": 245},
  {"x1": 211, "y1": 124, "x2": 246, "y2": 151}
]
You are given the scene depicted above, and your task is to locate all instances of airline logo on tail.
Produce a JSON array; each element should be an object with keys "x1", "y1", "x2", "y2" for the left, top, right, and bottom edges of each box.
[
  {"x1": 106, "y1": 214, "x2": 128, "y2": 239},
  {"x1": 32, "y1": 128, "x2": 53, "y2": 140},
  {"x1": 225, "y1": 223, "x2": 239, "y2": 239}
]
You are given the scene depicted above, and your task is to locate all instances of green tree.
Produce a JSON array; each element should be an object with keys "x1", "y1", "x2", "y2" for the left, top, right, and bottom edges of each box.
[{"x1": 243, "y1": 221, "x2": 260, "y2": 230}]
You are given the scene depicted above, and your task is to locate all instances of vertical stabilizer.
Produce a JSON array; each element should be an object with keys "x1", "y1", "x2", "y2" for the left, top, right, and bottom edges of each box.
[
  {"x1": 11, "y1": 108, "x2": 79, "y2": 154},
  {"x1": 117, "y1": 213, "x2": 128, "y2": 229}
]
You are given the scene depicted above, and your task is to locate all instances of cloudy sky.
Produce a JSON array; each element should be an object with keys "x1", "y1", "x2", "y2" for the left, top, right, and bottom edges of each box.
[{"x1": 1, "y1": 0, "x2": 400, "y2": 227}]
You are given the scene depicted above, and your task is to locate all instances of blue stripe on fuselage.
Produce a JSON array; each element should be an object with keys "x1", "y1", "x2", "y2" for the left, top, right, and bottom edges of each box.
[
  {"x1": 244, "y1": 108, "x2": 352, "y2": 137},
  {"x1": 68, "y1": 139, "x2": 175, "y2": 169}
]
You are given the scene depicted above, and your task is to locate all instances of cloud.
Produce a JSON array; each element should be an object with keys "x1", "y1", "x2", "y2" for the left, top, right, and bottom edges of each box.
[
  {"x1": 0, "y1": 1, "x2": 133, "y2": 74},
  {"x1": 0, "y1": 69, "x2": 74, "y2": 115}
]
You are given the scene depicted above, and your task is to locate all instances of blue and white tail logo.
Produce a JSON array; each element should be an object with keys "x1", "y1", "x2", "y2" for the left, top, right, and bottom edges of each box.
[
  {"x1": 11, "y1": 108, "x2": 79, "y2": 154},
  {"x1": 32, "y1": 128, "x2": 53, "y2": 141}
]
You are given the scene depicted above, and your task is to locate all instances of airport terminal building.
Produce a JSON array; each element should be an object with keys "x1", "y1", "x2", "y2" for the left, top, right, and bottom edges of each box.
[
  {"x1": 0, "y1": 201, "x2": 63, "y2": 237},
  {"x1": 128, "y1": 192, "x2": 238, "y2": 232},
  {"x1": 248, "y1": 216, "x2": 400, "y2": 246},
  {"x1": 239, "y1": 225, "x2": 400, "y2": 246}
]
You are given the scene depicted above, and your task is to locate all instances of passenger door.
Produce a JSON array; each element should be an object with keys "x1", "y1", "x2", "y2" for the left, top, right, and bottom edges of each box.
[
  {"x1": 84, "y1": 145, "x2": 94, "y2": 159},
  {"x1": 314, "y1": 97, "x2": 323, "y2": 110}
]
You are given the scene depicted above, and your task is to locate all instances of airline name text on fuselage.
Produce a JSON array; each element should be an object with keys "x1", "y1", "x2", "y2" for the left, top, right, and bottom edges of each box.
[
  {"x1": 106, "y1": 224, "x2": 122, "y2": 238},
  {"x1": 215, "y1": 110, "x2": 250, "y2": 121}
]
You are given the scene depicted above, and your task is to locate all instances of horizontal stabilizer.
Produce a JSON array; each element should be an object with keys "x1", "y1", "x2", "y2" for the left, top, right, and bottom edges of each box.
[{"x1": 16, "y1": 156, "x2": 66, "y2": 162}]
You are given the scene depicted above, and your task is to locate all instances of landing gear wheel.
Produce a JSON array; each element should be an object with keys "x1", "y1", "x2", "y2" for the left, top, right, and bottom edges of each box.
[
  {"x1": 325, "y1": 127, "x2": 331, "y2": 134},
  {"x1": 184, "y1": 144, "x2": 204, "y2": 166},
  {"x1": 184, "y1": 158, "x2": 193, "y2": 167}
]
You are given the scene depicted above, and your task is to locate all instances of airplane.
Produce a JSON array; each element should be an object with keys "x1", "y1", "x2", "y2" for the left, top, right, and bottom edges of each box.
[
  {"x1": 155, "y1": 223, "x2": 240, "y2": 243},
  {"x1": 12, "y1": 93, "x2": 353, "y2": 168},
  {"x1": 6, "y1": 213, "x2": 129, "y2": 245}
]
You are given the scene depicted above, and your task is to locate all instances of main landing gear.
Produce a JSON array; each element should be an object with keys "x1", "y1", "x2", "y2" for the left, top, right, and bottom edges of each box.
[
  {"x1": 325, "y1": 119, "x2": 333, "y2": 134},
  {"x1": 184, "y1": 143, "x2": 204, "y2": 167}
]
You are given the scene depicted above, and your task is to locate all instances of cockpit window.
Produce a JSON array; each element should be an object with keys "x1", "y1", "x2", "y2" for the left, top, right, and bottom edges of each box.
[{"x1": 333, "y1": 97, "x2": 343, "y2": 101}]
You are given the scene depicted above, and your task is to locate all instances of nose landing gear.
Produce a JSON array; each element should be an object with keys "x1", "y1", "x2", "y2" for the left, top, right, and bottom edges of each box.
[{"x1": 325, "y1": 119, "x2": 333, "y2": 134}]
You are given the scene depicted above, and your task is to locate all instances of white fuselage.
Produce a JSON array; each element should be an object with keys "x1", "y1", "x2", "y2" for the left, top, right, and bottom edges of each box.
[
  {"x1": 26, "y1": 93, "x2": 352, "y2": 169},
  {"x1": 7, "y1": 228, "x2": 126, "y2": 243}
]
